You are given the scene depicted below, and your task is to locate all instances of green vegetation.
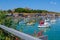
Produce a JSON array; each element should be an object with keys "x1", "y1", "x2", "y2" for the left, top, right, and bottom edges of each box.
[
  {"x1": 0, "y1": 10, "x2": 12, "y2": 27},
  {"x1": 4, "y1": 17, "x2": 12, "y2": 27},
  {"x1": 14, "y1": 8, "x2": 48, "y2": 13},
  {"x1": 0, "y1": 11, "x2": 6, "y2": 25}
]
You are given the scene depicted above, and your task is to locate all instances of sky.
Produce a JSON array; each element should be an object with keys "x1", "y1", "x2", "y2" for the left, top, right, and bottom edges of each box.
[{"x1": 0, "y1": 0, "x2": 60, "y2": 12}]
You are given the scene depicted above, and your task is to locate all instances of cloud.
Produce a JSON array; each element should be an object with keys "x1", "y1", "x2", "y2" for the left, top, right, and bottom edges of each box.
[{"x1": 50, "y1": 1, "x2": 57, "y2": 5}]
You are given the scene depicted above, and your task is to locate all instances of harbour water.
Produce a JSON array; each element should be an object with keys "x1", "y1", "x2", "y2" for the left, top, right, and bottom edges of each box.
[
  {"x1": 16, "y1": 18, "x2": 60, "y2": 40},
  {"x1": 44, "y1": 18, "x2": 60, "y2": 40}
]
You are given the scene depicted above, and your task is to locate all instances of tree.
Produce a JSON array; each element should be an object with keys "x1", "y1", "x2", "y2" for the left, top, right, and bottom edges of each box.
[
  {"x1": 4, "y1": 17, "x2": 12, "y2": 27},
  {"x1": 14, "y1": 8, "x2": 47, "y2": 13},
  {"x1": 0, "y1": 11, "x2": 6, "y2": 24},
  {"x1": 0, "y1": 11, "x2": 12, "y2": 27},
  {"x1": 7, "y1": 10, "x2": 12, "y2": 13},
  {"x1": 7, "y1": 9, "x2": 13, "y2": 16}
]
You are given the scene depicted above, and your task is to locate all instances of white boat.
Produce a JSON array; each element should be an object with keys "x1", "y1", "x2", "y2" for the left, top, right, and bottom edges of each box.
[
  {"x1": 50, "y1": 14, "x2": 56, "y2": 23},
  {"x1": 38, "y1": 22, "x2": 50, "y2": 28},
  {"x1": 45, "y1": 19, "x2": 50, "y2": 22},
  {"x1": 50, "y1": 19, "x2": 56, "y2": 23}
]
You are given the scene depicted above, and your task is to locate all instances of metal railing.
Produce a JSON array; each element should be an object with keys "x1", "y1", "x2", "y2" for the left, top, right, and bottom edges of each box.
[{"x1": 0, "y1": 25, "x2": 41, "y2": 40}]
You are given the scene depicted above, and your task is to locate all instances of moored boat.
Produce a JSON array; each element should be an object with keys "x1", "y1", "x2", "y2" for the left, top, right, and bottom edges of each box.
[
  {"x1": 38, "y1": 20, "x2": 50, "y2": 28},
  {"x1": 50, "y1": 19, "x2": 56, "y2": 23}
]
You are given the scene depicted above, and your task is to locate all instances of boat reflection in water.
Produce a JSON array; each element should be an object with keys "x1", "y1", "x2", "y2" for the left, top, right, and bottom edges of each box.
[
  {"x1": 38, "y1": 27, "x2": 51, "y2": 32},
  {"x1": 37, "y1": 26, "x2": 51, "y2": 40}
]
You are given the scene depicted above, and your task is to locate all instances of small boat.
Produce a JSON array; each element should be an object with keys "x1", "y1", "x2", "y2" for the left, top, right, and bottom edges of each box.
[
  {"x1": 38, "y1": 22, "x2": 50, "y2": 28},
  {"x1": 26, "y1": 20, "x2": 35, "y2": 25},
  {"x1": 45, "y1": 19, "x2": 50, "y2": 22},
  {"x1": 50, "y1": 14, "x2": 56, "y2": 23},
  {"x1": 50, "y1": 19, "x2": 56, "y2": 23},
  {"x1": 27, "y1": 22, "x2": 34, "y2": 25}
]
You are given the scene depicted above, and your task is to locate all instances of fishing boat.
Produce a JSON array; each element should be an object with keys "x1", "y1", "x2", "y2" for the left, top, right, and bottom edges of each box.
[{"x1": 38, "y1": 20, "x2": 50, "y2": 28}]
